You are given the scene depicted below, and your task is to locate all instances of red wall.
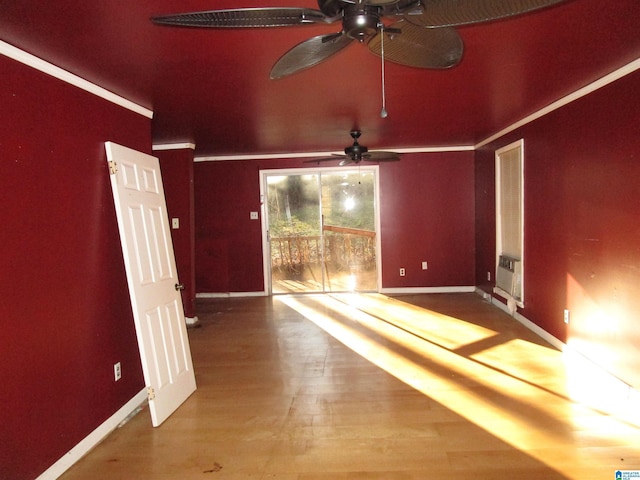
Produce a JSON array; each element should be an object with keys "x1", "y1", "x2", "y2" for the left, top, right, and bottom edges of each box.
[
  {"x1": 0, "y1": 56, "x2": 149, "y2": 479},
  {"x1": 379, "y1": 152, "x2": 475, "y2": 287},
  {"x1": 158, "y1": 149, "x2": 197, "y2": 318},
  {"x1": 194, "y1": 160, "x2": 266, "y2": 293},
  {"x1": 475, "y1": 70, "x2": 640, "y2": 390},
  {"x1": 194, "y1": 152, "x2": 475, "y2": 293}
]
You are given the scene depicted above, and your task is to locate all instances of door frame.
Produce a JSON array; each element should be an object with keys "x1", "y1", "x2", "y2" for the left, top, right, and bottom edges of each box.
[{"x1": 259, "y1": 166, "x2": 382, "y2": 295}]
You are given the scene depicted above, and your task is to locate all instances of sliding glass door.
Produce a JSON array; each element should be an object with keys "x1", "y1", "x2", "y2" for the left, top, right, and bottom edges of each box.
[{"x1": 263, "y1": 167, "x2": 379, "y2": 294}]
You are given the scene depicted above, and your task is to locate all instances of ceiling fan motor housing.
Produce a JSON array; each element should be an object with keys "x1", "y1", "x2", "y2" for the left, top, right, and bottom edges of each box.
[
  {"x1": 345, "y1": 141, "x2": 368, "y2": 160},
  {"x1": 317, "y1": 0, "x2": 419, "y2": 17},
  {"x1": 317, "y1": 0, "x2": 383, "y2": 42},
  {"x1": 343, "y1": 5, "x2": 381, "y2": 41}
]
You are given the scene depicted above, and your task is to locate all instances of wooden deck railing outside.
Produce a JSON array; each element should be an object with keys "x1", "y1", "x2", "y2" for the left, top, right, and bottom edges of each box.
[{"x1": 271, "y1": 226, "x2": 375, "y2": 274}]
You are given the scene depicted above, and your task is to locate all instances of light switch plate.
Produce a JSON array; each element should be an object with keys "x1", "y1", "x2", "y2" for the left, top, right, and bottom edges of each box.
[{"x1": 171, "y1": 218, "x2": 179, "y2": 229}]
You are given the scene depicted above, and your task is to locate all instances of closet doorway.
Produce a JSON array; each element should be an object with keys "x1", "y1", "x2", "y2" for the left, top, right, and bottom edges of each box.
[{"x1": 260, "y1": 167, "x2": 380, "y2": 294}]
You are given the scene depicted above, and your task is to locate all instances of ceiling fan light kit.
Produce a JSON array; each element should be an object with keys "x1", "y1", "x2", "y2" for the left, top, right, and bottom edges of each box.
[{"x1": 152, "y1": 0, "x2": 568, "y2": 79}]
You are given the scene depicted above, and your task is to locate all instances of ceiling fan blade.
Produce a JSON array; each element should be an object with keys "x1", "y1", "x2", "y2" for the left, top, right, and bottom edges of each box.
[
  {"x1": 406, "y1": 0, "x2": 567, "y2": 28},
  {"x1": 363, "y1": 151, "x2": 401, "y2": 161},
  {"x1": 303, "y1": 155, "x2": 348, "y2": 163},
  {"x1": 151, "y1": 7, "x2": 335, "y2": 28},
  {"x1": 339, "y1": 158, "x2": 355, "y2": 166},
  {"x1": 270, "y1": 32, "x2": 354, "y2": 79},
  {"x1": 368, "y1": 21, "x2": 463, "y2": 69},
  {"x1": 366, "y1": 0, "x2": 407, "y2": 5}
]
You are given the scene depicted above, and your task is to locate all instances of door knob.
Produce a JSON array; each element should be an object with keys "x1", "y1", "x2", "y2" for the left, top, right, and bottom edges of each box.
[{"x1": 175, "y1": 283, "x2": 185, "y2": 291}]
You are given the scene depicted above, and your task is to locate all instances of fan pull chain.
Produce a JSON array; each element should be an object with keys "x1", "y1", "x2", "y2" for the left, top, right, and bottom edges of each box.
[{"x1": 380, "y1": 25, "x2": 388, "y2": 119}]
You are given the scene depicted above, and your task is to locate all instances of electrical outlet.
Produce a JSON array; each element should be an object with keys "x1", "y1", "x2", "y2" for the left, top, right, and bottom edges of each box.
[
  {"x1": 250, "y1": 211, "x2": 259, "y2": 220},
  {"x1": 563, "y1": 309, "x2": 570, "y2": 324},
  {"x1": 421, "y1": 261, "x2": 428, "y2": 270},
  {"x1": 399, "y1": 268, "x2": 405, "y2": 277},
  {"x1": 114, "y1": 362, "x2": 122, "y2": 382}
]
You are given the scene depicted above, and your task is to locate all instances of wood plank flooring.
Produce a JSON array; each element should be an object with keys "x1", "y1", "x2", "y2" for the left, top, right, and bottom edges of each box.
[{"x1": 60, "y1": 293, "x2": 640, "y2": 479}]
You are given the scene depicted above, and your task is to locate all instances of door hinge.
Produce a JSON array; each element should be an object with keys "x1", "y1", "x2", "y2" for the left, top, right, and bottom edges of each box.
[
  {"x1": 147, "y1": 386, "x2": 156, "y2": 401},
  {"x1": 108, "y1": 160, "x2": 118, "y2": 175}
]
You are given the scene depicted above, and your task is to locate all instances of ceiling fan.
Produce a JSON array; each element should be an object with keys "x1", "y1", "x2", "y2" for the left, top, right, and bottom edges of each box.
[
  {"x1": 152, "y1": 0, "x2": 567, "y2": 79},
  {"x1": 304, "y1": 130, "x2": 400, "y2": 165}
]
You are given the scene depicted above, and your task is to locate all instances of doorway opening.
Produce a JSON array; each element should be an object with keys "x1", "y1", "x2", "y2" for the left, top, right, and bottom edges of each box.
[{"x1": 260, "y1": 166, "x2": 380, "y2": 294}]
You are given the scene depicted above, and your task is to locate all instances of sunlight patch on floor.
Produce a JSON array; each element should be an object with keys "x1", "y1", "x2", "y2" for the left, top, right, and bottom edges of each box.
[
  {"x1": 331, "y1": 292, "x2": 498, "y2": 350},
  {"x1": 277, "y1": 293, "x2": 640, "y2": 479}
]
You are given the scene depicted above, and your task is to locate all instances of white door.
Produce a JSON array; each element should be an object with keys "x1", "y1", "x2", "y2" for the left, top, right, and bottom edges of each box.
[{"x1": 105, "y1": 141, "x2": 196, "y2": 427}]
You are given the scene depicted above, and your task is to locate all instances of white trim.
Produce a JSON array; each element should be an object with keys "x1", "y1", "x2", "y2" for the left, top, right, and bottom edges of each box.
[
  {"x1": 36, "y1": 388, "x2": 148, "y2": 480},
  {"x1": 195, "y1": 145, "x2": 474, "y2": 162},
  {"x1": 493, "y1": 287, "x2": 524, "y2": 309},
  {"x1": 0, "y1": 40, "x2": 153, "y2": 119},
  {"x1": 476, "y1": 57, "x2": 640, "y2": 149},
  {"x1": 495, "y1": 139, "x2": 525, "y2": 305},
  {"x1": 198, "y1": 151, "x2": 343, "y2": 162},
  {"x1": 391, "y1": 146, "x2": 475, "y2": 154},
  {"x1": 259, "y1": 170, "x2": 271, "y2": 295},
  {"x1": 475, "y1": 287, "x2": 493, "y2": 302},
  {"x1": 196, "y1": 291, "x2": 268, "y2": 298},
  {"x1": 197, "y1": 287, "x2": 477, "y2": 297},
  {"x1": 490, "y1": 295, "x2": 564, "y2": 350},
  {"x1": 380, "y1": 286, "x2": 476, "y2": 295},
  {"x1": 152, "y1": 143, "x2": 196, "y2": 151}
]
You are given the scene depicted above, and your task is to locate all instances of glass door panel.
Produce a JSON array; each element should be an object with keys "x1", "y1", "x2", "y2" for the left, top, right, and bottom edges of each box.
[
  {"x1": 267, "y1": 174, "x2": 323, "y2": 293},
  {"x1": 321, "y1": 171, "x2": 377, "y2": 292}
]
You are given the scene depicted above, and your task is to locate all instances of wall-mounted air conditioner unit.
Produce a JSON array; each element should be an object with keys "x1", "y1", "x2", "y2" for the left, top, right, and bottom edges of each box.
[{"x1": 496, "y1": 255, "x2": 521, "y2": 299}]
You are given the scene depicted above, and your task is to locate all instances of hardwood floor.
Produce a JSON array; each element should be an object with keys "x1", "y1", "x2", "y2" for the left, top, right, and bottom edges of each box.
[{"x1": 60, "y1": 293, "x2": 640, "y2": 479}]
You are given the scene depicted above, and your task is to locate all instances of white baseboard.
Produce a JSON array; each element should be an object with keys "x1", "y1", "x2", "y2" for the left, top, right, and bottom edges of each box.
[
  {"x1": 36, "y1": 388, "x2": 148, "y2": 480},
  {"x1": 197, "y1": 291, "x2": 268, "y2": 298},
  {"x1": 479, "y1": 290, "x2": 640, "y2": 413},
  {"x1": 489, "y1": 295, "x2": 565, "y2": 350},
  {"x1": 197, "y1": 287, "x2": 476, "y2": 298},
  {"x1": 380, "y1": 286, "x2": 476, "y2": 295}
]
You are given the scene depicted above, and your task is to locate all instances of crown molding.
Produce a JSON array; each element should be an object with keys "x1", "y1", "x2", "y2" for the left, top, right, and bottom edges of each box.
[
  {"x1": 0, "y1": 40, "x2": 153, "y2": 119},
  {"x1": 194, "y1": 145, "x2": 474, "y2": 162},
  {"x1": 152, "y1": 143, "x2": 196, "y2": 151},
  {"x1": 476, "y1": 57, "x2": 640, "y2": 149}
]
